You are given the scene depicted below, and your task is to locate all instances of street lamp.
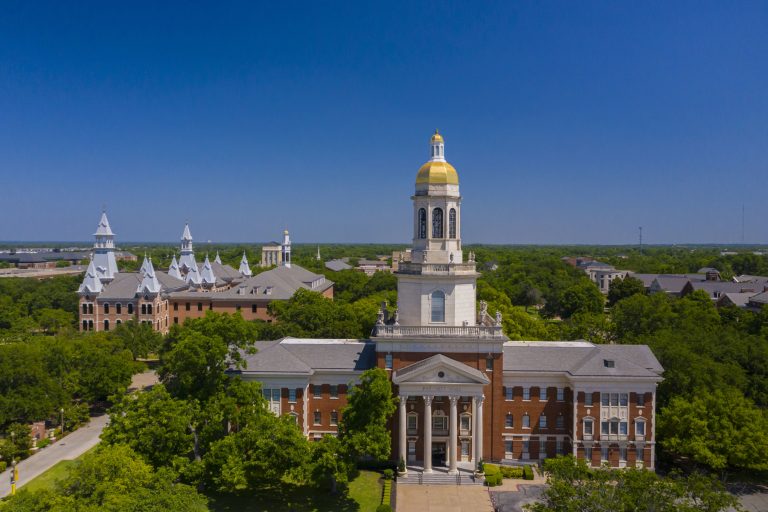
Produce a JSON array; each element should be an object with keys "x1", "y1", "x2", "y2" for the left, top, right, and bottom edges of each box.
[
  {"x1": 10, "y1": 459, "x2": 17, "y2": 496},
  {"x1": 60, "y1": 408, "x2": 65, "y2": 436}
]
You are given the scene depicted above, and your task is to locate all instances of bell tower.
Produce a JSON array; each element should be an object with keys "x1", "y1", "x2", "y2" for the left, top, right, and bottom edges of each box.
[{"x1": 395, "y1": 131, "x2": 478, "y2": 327}]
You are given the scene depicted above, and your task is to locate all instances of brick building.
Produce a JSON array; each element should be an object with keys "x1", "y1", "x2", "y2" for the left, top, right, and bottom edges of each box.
[
  {"x1": 77, "y1": 215, "x2": 332, "y2": 333},
  {"x1": 236, "y1": 132, "x2": 663, "y2": 474}
]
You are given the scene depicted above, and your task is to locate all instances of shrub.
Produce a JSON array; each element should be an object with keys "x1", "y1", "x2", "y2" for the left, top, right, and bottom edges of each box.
[
  {"x1": 500, "y1": 466, "x2": 523, "y2": 478},
  {"x1": 484, "y1": 464, "x2": 502, "y2": 486},
  {"x1": 477, "y1": 459, "x2": 485, "y2": 472},
  {"x1": 376, "y1": 505, "x2": 393, "y2": 512},
  {"x1": 383, "y1": 468, "x2": 394, "y2": 480},
  {"x1": 0, "y1": 461, "x2": 6, "y2": 472},
  {"x1": 523, "y1": 464, "x2": 534, "y2": 480},
  {"x1": 36, "y1": 438, "x2": 51, "y2": 449},
  {"x1": 397, "y1": 457, "x2": 405, "y2": 472}
]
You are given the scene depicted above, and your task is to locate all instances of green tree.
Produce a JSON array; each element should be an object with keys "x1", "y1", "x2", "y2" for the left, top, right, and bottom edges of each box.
[
  {"x1": 339, "y1": 368, "x2": 397, "y2": 461},
  {"x1": 658, "y1": 388, "x2": 768, "y2": 475},
  {"x1": 611, "y1": 293, "x2": 675, "y2": 340},
  {"x1": 607, "y1": 276, "x2": 645, "y2": 307},
  {"x1": 101, "y1": 385, "x2": 198, "y2": 468},
  {"x1": 545, "y1": 281, "x2": 604, "y2": 319},
  {"x1": 310, "y1": 435, "x2": 353, "y2": 494},
  {"x1": 160, "y1": 330, "x2": 230, "y2": 401},
  {"x1": 114, "y1": 320, "x2": 163, "y2": 360},
  {"x1": 35, "y1": 308, "x2": 74, "y2": 334}
]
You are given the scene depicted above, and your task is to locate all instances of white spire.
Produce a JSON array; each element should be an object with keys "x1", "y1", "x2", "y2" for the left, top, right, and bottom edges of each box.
[
  {"x1": 179, "y1": 222, "x2": 197, "y2": 273},
  {"x1": 200, "y1": 254, "x2": 216, "y2": 286},
  {"x1": 78, "y1": 260, "x2": 103, "y2": 295},
  {"x1": 137, "y1": 257, "x2": 161, "y2": 294},
  {"x1": 429, "y1": 129, "x2": 446, "y2": 162},
  {"x1": 139, "y1": 254, "x2": 150, "y2": 275},
  {"x1": 239, "y1": 252, "x2": 252, "y2": 277},
  {"x1": 92, "y1": 209, "x2": 118, "y2": 282},
  {"x1": 316, "y1": 245, "x2": 321, "y2": 261},
  {"x1": 185, "y1": 266, "x2": 202, "y2": 286},
  {"x1": 282, "y1": 230, "x2": 292, "y2": 268},
  {"x1": 214, "y1": 251, "x2": 222, "y2": 264},
  {"x1": 168, "y1": 255, "x2": 182, "y2": 280}
]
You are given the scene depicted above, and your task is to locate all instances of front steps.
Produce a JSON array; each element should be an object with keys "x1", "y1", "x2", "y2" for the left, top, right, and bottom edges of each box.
[{"x1": 398, "y1": 467, "x2": 483, "y2": 485}]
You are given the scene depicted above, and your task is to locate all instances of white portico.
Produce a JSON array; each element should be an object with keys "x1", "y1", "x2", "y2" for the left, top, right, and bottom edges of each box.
[{"x1": 393, "y1": 355, "x2": 489, "y2": 474}]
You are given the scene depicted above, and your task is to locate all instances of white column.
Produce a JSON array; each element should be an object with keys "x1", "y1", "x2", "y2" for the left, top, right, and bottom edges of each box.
[
  {"x1": 423, "y1": 395, "x2": 433, "y2": 473},
  {"x1": 475, "y1": 395, "x2": 484, "y2": 464},
  {"x1": 449, "y1": 396, "x2": 458, "y2": 474},
  {"x1": 471, "y1": 397, "x2": 478, "y2": 464},
  {"x1": 399, "y1": 395, "x2": 408, "y2": 468}
]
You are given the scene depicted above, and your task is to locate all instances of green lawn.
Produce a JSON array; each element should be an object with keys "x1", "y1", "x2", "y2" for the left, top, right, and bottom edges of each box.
[
  {"x1": 20, "y1": 447, "x2": 95, "y2": 493},
  {"x1": 206, "y1": 470, "x2": 383, "y2": 512}
]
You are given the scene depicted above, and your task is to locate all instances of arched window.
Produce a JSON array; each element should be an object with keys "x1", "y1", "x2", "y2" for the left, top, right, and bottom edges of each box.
[
  {"x1": 141, "y1": 304, "x2": 147, "y2": 315},
  {"x1": 104, "y1": 319, "x2": 109, "y2": 331},
  {"x1": 104, "y1": 303, "x2": 109, "y2": 314},
  {"x1": 127, "y1": 303, "x2": 134, "y2": 314},
  {"x1": 88, "y1": 320, "x2": 93, "y2": 330},
  {"x1": 147, "y1": 304, "x2": 153, "y2": 315},
  {"x1": 116, "y1": 303, "x2": 122, "y2": 314},
  {"x1": 449, "y1": 208, "x2": 456, "y2": 238},
  {"x1": 407, "y1": 411, "x2": 418, "y2": 433},
  {"x1": 82, "y1": 320, "x2": 88, "y2": 331},
  {"x1": 82, "y1": 304, "x2": 88, "y2": 314},
  {"x1": 88, "y1": 304, "x2": 93, "y2": 314},
  {"x1": 418, "y1": 208, "x2": 427, "y2": 239},
  {"x1": 432, "y1": 208, "x2": 443, "y2": 238},
  {"x1": 431, "y1": 290, "x2": 445, "y2": 323}
]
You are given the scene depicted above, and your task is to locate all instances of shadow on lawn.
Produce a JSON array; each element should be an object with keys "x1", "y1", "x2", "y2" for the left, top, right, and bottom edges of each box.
[{"x1": 206, "y1": 481, "x2": 361, "y2": 512}]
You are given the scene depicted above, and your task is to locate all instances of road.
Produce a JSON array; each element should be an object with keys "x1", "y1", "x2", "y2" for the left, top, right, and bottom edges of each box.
[
  {"x1": 0, "y1": 370, "x2": 158, "y2": 498},
  {"x1": 0, "y1": 414, "x2": 108, "y2": 497}
]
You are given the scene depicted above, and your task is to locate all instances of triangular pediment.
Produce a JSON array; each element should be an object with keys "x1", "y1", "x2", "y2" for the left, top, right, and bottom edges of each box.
[{"x1": 393, "y1": 354, "x2": 490, "y2": 385}]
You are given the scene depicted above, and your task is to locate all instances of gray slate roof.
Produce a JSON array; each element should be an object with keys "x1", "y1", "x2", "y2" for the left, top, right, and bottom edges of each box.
[
  {"x1": 503, "y1": 341, "x2": 663, "y2": 379},
  {"x1": 238, "y1": 338, "x2": 376, "y2": 375},
  {"x1": 325, "y1": 259, "x2": 353, "y2": 272},
  {"x1": 214, "y1": 264, "x2": 332, "y2": 301}
]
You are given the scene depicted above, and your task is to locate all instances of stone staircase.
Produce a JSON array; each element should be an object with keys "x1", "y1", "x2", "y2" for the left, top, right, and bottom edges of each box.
[{"x1": 398, "y1": 469, "x2": 483, "y2": 486}]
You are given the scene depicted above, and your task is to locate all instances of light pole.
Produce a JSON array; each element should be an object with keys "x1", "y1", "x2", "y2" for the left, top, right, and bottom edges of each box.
[
  {"x1": 10, "y1": 459, "x2": 17, "y2": 496},
  {"x1": 60, "y1": 408, "x2": 65, "y2": 436}
]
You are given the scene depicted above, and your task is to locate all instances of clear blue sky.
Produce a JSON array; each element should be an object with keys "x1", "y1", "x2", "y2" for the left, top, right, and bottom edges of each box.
[{"x1": 1, "y1": 1, "x2": 766, "y2": 245}]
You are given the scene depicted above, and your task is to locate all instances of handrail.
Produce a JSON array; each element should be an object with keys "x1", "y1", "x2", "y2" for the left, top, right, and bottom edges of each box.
[{"x1": 373, "y1": 324, "x2": 505, "y2": 338}]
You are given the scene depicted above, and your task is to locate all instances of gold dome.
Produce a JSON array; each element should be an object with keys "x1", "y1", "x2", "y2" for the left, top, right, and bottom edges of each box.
[
  {"x1": 431, "y1": 129, "x2": 444, "y2": 143},
  {"x1": 416, "y1": 160, "x2": 459, "y2": 185}
]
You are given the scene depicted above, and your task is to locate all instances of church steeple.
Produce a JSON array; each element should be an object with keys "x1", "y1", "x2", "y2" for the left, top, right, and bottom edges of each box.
[
  {"x1": 179, "y1": 222, "x2": 198, "y2": 274},
  {"x1": 214, "y1": 251, "x2": 222, "y2": 264},
  {"x1": 282, "y1": 230, "x2": 292, "y2": 268},
  {"x1": 91, "y1": 209, "x2": 118, "y2": 282}
]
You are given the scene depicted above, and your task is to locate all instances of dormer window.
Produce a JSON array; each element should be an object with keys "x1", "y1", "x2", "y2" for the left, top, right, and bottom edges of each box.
[{"x1": 603, "y1": 359, "x2": 615, "y2": 368}]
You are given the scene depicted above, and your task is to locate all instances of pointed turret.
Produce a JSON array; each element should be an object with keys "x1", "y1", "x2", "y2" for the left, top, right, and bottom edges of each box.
[
  {"x1": 239, "y1": 252, "x2": 252, "y2": 277},
  {"x1": 78, "y1": 261, "x2": 103, "y2": 295},
  {"x1": 91, "y1": 209, "x2": 118, "y2": 282},
  {"x1": 179, "y1": 222, "x2": 198, "y2": 273},
  {"x1": 282, "y1": 230, "x2": 292, "y2": 268},
  {"x1": 137, "y1": 257, "x2": 161, "y2": 294},
  {"x1": 201, "y1": 254, "x2": 217, "y2": 286},
  {"x1": 139, "y1": 254, "x2": 150, "y2": 275},
  {"x1": 168, "y1": 255, "x2": 182, "y2": 280},
  {"x1": 186, "y1": 266, "x2": 202, "y2": 286},
  {"x1": 214, "y1": 251, "x2": 222, "y2": 264}
]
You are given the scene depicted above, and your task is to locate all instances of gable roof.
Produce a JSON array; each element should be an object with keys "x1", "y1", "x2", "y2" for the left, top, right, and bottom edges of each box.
[
  {"x1": 393, "y1": 354, "x2": 490, "y2": 385},
  {"x1": 216, "y1": 264, "x2": 331, "y2": 301},
  {"x1": 237, "y1": 338, "x2": 376, "y2": 375}
]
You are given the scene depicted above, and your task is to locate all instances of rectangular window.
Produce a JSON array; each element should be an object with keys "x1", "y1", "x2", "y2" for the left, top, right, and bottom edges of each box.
[
  {"x1": 584, "y1": 446, "x2": 592, "y2": 463},
  {"x1": 432, "y1": 416, "x2": 448, "y2": 431},
  {"x1": 460, "y1": 415, "x2": 471, "y2": 432},
  {"x1": 523, "y1": 387, "x2": 531, "y2": 401},
  {"x1": 505, "y1": 414, "x2": 513, "y2": 428},
  {"x1": 601, "y1": 446, "x2": 609, "y2": 461},
  {"x1": 505, "y1": 387, "x2": 513, "y2": 400},
  {"x1": 407, "y1": 414, "x2": 417, "y2": 431},
  {"x1": 522, "y1": 415, "x2": 530, "y2": 428},
  {"x1": 330, "y1": 385, "x2": 338, "y2": 399},
  {"x1": 539, "y1": 387, "x2": 547, "y2": 401},
  {"x1": 251, "y1": 304, "x2": 257, "y2": 313},
  {"x1": 486, "y1": 357, "x2": 493, "y2": 371},
  {"x1": 556, "y1": 416, "x2": 564, "y2": 429},
  {"x1": 539, "y1": 439, "x2": 546, "y2": 458},
  {"x1": 619, "y1": 422, "x2": 628, "y2": 435},
  {"x1": 636, "y1": 393, "x2": 645, "y2": 407},
  {"x1": 330, "y1": 411, "x2": 338, "y2": 426},
  {"x1": 173, "y1": 317, "x2": 178, "y2": 324},
  {"x1": 313, "y1": 385, "x2": 322, "y2": 399},
  {"x1": 173, "y1": 302, "x2": 178, "y2": 311},
  {"x1": 601, "y1": 421, "x2": 609, "y2": 435},
  {"x1": 385, "y1": 354, "x2": 393, "y2": 369},
  {"x1": 82, "y1": 304, "x2": 88, "y2": 314},
  {"x1": 557, "y1": 388, "x2": 564, "y2": 401},
  {"x1": 288, "y1": 389, "x2": 297, "y2": 403},
  {"x1": 185, "y1": 302, "x2": 190, "y2": 311},
  {"x1": 556, "y1": 439, "x2": 563, "y2": 454},
  {"x1": 636, "y1": 446, "x2": 644, "y2": 463},
  {"x1": 619, "y1": 446, "x2": 627, "y2": 461},
  {"x1": 584, "y1": 420, "x2": 593, "y2": 436},
  {"x1": 539, "y1": 414, "x2": 547, "y2": 429},
  {"x1": 585, "y1": 392, "x2": 593, "y2": 406},
  {"x1": 601, "y1": 393, "x2": 609, "y2": 406},
  {"x1": 313, "y1": 411, "x2": 321, "y2": 425},
  {"x1": 197, "y1": 302, "x2": 203, "y2": 311},
  {"x1": 636, "y1": 421, "x2": 645, "y2": 436},
  {"x1": 610, "y1": 393, "x2": 619, "y2": 406},
  {"x1": 610, "y1": 420, "x2": 619, "y2": 435},
  {"x1": 504, "y1": 440, "x2": 513, "y2": 455},
  {"x1": 522, "y1": 440, "x2": 530, "y2": 454},
  {"x1": 620, "y1": 393, "x2": 628, "y2": 406}
]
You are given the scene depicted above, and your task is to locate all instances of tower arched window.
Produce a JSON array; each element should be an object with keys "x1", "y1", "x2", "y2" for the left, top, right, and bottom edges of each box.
[
  {"x1": 127, "y1": 303, "x2": 134, "y2": 314},
  {"x1": 432, "y1": 208, "x2": 443, "y2": 238},
  {"x1": 449, "y1": 208, "x2": 456, "y2": 238},
  {"x1": 431, "y1": 290, "x2": 445, "y2": 323},
  {"x1": 418, "y1": 208, "x2": 427, "y2": 239}
]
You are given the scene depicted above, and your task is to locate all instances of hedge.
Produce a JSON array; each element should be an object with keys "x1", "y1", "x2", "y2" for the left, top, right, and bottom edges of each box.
[
  {"x1": 484, "y1": 464, "x2": 502, "y2": 486},
  {"x1": 523, "y1": 464, "x2": 534, "y2": 480},
  {"x1": 376, "y1": 506, "x2": 393, "y2": 512},
  {"x1": 500, "y1": 466, "x2": 523, "y2": 478}
]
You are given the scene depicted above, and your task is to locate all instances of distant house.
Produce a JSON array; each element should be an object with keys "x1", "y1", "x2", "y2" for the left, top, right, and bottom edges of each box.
[
  {"x1": 568, "y1": 258, "x2": 628, "y2": 294},
  {"x1": 0, "y1": 251, "x2": 89, "y2": 269},
  {"x1": 356, "y1": 259, "x2": 391, "y2": 276},
  {"x1": 747, "y1": 292, "x2": 768, "y2": 312},
  {"x1": 325, "y1": 259, "x2": 353, "y2": 272},
  {"x1": 682, "y1": 280, "x2": 763, "y2": 301},
  {"x1": 716, "y1": 293, "x2": 756, "y2": 309},
  {"x1": 648, "y1": 276, "x2": 690, "y2": 297}
]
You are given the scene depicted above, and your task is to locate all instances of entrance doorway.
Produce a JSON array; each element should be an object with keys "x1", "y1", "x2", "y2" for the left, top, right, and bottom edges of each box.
[{"x1": 432, "y1": 442, "x2": 446, "y2": 467}]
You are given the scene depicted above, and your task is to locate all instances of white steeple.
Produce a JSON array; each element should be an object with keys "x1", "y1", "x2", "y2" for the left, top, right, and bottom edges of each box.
[
  {"x1": 429, "y1": 129, "x2": 446, "y2": 162},
  {"x1": 239, "y1": 252, "x2": 252, "y2": 277},
  {"x1": 137, "y1": 257, "x2": 161, "y2": 294},
  {"x1": 214, "y1": 251, "x2": 222, "y2": 264},
  {"x1": 316, "y1": 245, "x2": 321, "y2": 261},
  {"x1": 91, "y1": 209, "x2": 119, "y2": 282},
  {"x1": 139, "y1": 254, "x2": 150, "y2": 275},
  {"x1": 200, "y1": 254, "x2": 217, "y2": 286},
  {"x1": 185, "y1": 266, "x2": 202, "y2": 286},
  {"x1": 281, "y1": 230, "x2": 292, "y2": 268},
  {"x1": 78, "y1": 260, "x2": 103, "y2": 295},
  {"x1": 168, "y1": 255, "x2": 182, "y2": 280},
  {"x1": 179, "y1": 222, "x2": 198, "y2": 274}
]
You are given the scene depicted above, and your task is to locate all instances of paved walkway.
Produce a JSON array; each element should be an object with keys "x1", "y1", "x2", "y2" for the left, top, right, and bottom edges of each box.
[
  {"x1": 0, "y1": 370, "x2": 158, "y2": 498},
  {"x1": 397, "y1": 484, "x2": 493, "y2": 512}
]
